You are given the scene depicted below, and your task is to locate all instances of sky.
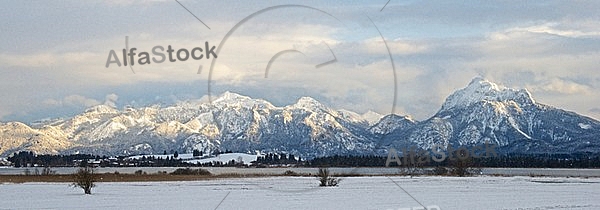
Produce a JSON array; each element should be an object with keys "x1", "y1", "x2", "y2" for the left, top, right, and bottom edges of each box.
[{"x1": 1, "y1": 0, "x2": 599, "y2": 123}]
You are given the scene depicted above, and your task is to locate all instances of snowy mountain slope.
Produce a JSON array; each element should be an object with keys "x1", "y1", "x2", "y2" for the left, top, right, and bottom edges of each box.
[
  {"x1": 369, "y1": 114, "x2": 417, "y2": 136},
  {"x1": 381, "y1": 78, "x2": 600, "y2": 154},
  {"x1": 0, "y1": 122, "x2": 72, "y2": 155},
  {"x1": 0, "y1": 92, "x2": 378, "y2": 158},
  {"x1": 0, "y1": 78, "x2": 599, "y2": 158}
]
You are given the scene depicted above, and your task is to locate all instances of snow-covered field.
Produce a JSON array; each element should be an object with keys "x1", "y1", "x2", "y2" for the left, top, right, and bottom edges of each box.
[
  {"x1": 184, "y1": 153, "x2": 260, "y2": 165},
  {"x1": 126, "y1": 152, "x2": 271, "y2": 167},
  {"x1": 3, "y1": 167, "x2": 600, "y2": 177},
  {"x1": 1, "y1": 176, "x2": 599, "y2": 210},
  {"x1": 126, "y1": 153, "x2": 261, "y2": 165}
]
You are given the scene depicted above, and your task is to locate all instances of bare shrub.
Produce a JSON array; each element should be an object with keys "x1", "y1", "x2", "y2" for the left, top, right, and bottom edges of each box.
[
  {"x1": 41, "y1": 166, "x2": 56, "y2": 175},
  {"x1": 71, "y1": 166, "x2": 96, "y2": 194},
  {"x1": 433, "y1": 166, "x2": 448, "y2": 176},
  {"x1": 283, "y1": 170, "x2": 299, "y2": 176},
  {"x1": 134, "y1": 170, "x2": 146, "y2": 175},
  {"x1": 170, "y1": 168, "x2": 211, "y2": 176},
  {"x1": 449, "y1": 156, "x2": 481, "y2": 177},
  {"x1": 317, "y1": 168, "x2": 340, "y2": 187}
]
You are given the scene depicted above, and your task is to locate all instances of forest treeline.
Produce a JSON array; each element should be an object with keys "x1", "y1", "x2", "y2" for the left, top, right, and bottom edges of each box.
[{"x1": 5, "y1": 151, "x2": 600, "y2": 168}]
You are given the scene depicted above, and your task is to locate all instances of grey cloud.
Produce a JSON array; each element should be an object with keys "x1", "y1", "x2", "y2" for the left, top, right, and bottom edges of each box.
[
  {"x1": 1, "y1": 1, "x2": 600, "y2": 123},
  {"x1": 104, "y1": 94, "x2": 119, "y2": 108}
]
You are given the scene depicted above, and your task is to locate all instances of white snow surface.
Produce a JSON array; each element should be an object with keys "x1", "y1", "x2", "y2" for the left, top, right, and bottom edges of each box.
[
  {"x1": 185, "y1": 153, "x2": 259, "y2": 165},
  {"x1": 127, "y1": 153, "x2": 259, "y2": 165},
  {"x1": 579, "y1": 123, "x2": 592, "y2": 129},
  {"x1": 0, "y1": 91, "x2": 385, "y2": 157},
  {"x1": 441, "y1": 77, "x2": 535, "y2": 111},
  {"x1": 1, "y1": 176, "x2": 599, "y2": 210},
  {"x1": 361, "y1": 110, "x2": 384, "y2": 126}
]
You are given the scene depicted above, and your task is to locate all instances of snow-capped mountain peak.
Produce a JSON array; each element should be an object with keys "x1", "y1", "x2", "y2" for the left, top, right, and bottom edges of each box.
[
  {"x1": 213, "y1": 91, "x2": 253, "y2": 105},
  {"x1": 370, "y1": 114, "x2": 417, "y2": 135},
  {"x1": 84, "y1": 104, "x2": 118, "y2": 114},
  {"x1": 212, "y1": 91, "x2": 275, "y2": 109},
  {"x1": 218, "y1": 91, "x2": 249, "y2": 101},
  {"x1": 293, "y1": 96, "x2": 328, "y2": 111},
  {"x1": 1, "y1": 78, "x2": 598, "y2": 158},
  {"x1": 362, "y1": 111, "x2": 384, "y2": 126},
  {"x1": 441, "y1": 77, "x2": 535, "y2": 111}
]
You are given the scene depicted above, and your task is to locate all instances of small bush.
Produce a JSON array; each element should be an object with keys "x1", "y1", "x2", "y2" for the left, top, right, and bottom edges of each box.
[
  {"x1": 448, "y1": 157, "x2": 481, "y2": 177},
  {"x1": 317, "y1": 168, "x2": 340, "y2": 187},
  {"x1": 433, "y1": 166, "x2": 448, "y2": 176},
  {"x1": 283, "y1": 170, "x2": 299, "y2": 176},
  {"x1": 71, "y1": 166, "x2": 96, "y2": 194},
  {"x1": 170, "y1": 168, "x2": 211, "y2": 176},
  {"x1": 41, "y1": 166, "x2": 56, "y2": 175},
  {"x1": 327, "y1": 176, "x2": 339, "y2": 186},
  {"x1": 134, "y1": 170, "x2": 146, "y2": 175}
]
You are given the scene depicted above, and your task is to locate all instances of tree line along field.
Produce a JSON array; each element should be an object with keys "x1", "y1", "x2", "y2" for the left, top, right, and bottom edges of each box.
[{"x1": 6, "y1": 151, "x2": 600, "y2": 169}]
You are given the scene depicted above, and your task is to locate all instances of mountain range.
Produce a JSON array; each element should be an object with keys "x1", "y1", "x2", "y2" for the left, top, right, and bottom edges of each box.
[{"x1": 1, "y1": 77, "x2": 598, "y2": 158}]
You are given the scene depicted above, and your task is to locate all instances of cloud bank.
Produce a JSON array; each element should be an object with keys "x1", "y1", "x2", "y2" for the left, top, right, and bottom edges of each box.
[{"x1": 1, "y1": 1, "x2": 599, "y2": 122}]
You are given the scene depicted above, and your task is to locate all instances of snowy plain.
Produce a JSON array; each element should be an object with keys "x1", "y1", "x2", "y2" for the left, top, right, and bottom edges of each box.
[
  {"x1": 1, "y1": 176, "x2": 599, "y2": 210},
  {"x1": 3, "y1": 167, "x2": 600, "y2": 177},
  {"x1": 126, "y1": 153, "x2": 261, "y2": 165}
]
